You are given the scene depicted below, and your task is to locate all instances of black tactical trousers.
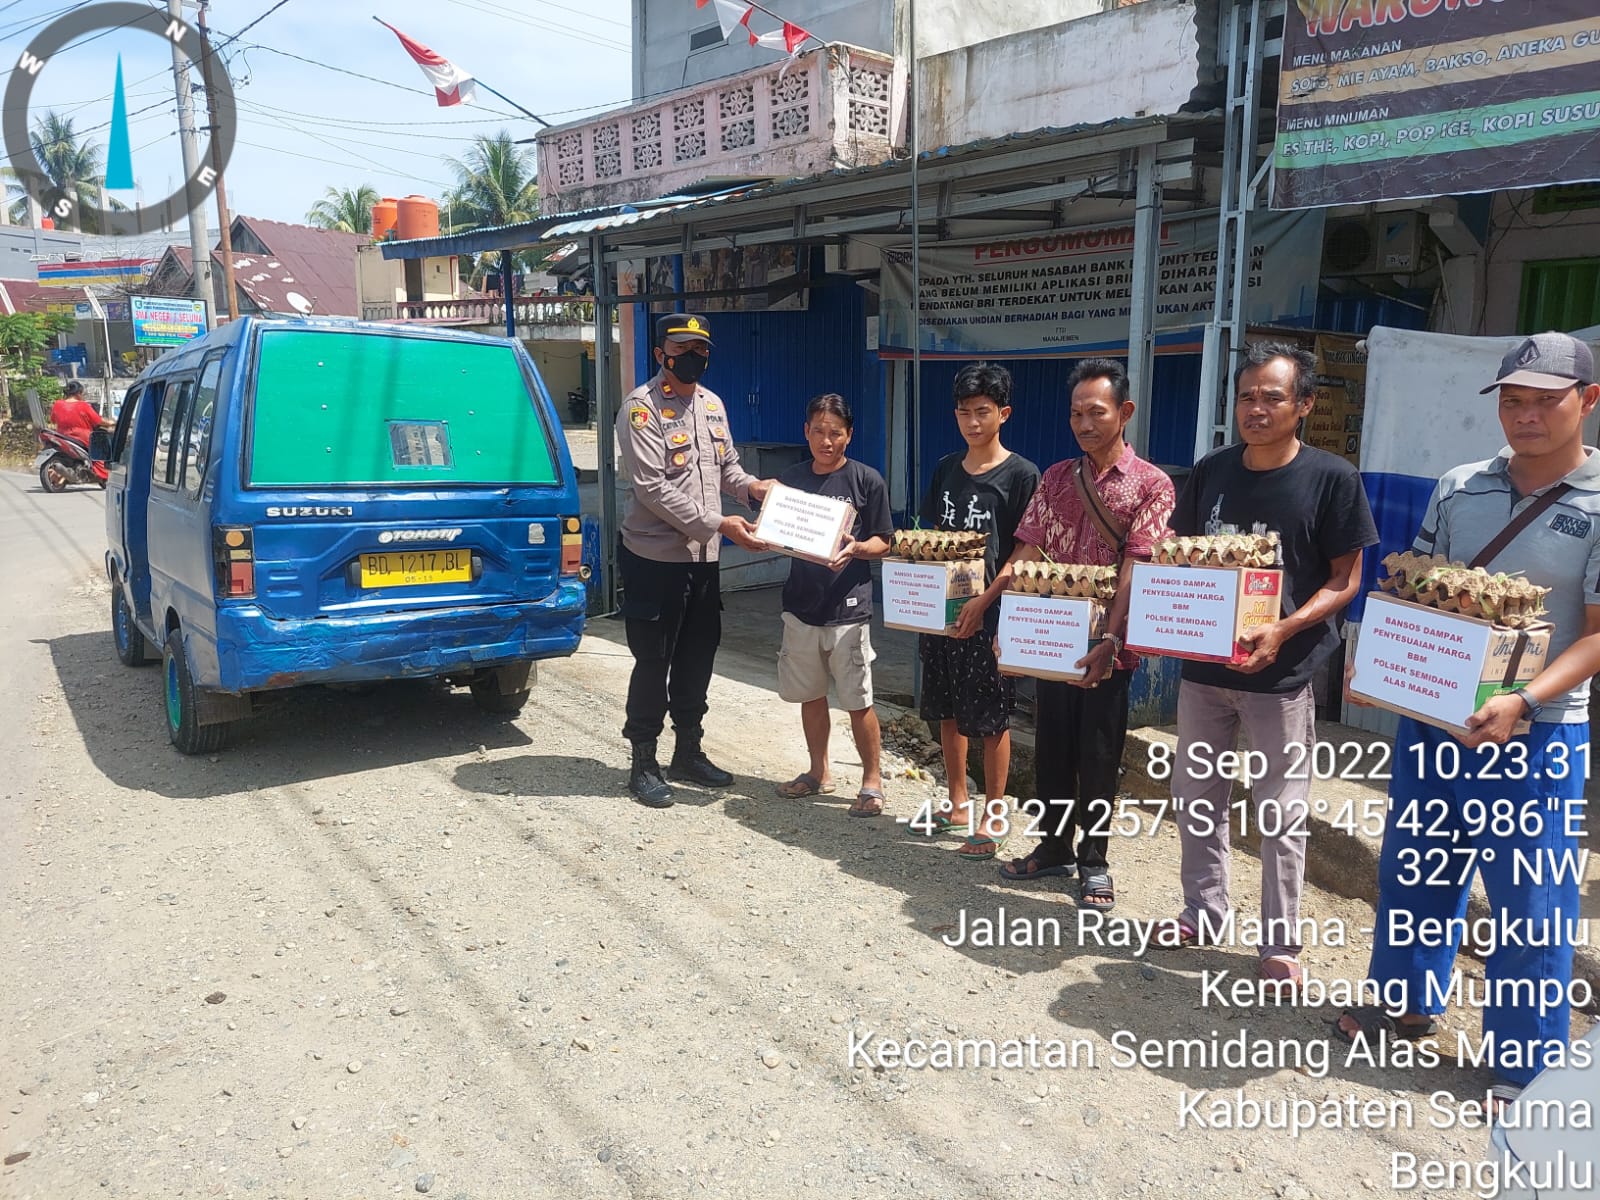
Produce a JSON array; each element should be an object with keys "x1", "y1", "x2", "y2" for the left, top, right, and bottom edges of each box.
[
  {"x1": 619, "y1": 544, "x2": 722, "y2": 745},
  {"x1": 1029, "y1": 669, "x2": 1133, "y2": 872}
]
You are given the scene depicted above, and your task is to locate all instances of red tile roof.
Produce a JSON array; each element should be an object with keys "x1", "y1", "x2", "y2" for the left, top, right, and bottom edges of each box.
[
  {"x1": 227, "y1": 217, "x2": 364, "y2": 317},
  {"x1": 0, "y1": 276, "x2": 82, "y2": 313}
]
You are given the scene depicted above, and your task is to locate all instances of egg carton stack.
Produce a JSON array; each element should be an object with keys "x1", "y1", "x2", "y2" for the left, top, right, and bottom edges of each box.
[
  {"x1": 1008, "y1": 562, "x2": 1117, "y2": 602},
  {"x1": 890, "y1": 530, "x2": 987, "y2": 561},
  {"x1": 1376, "y1": 552, "x2": 1549, "y2": 628},
  {"x1": 1152, "y1": 532, "x2": 1280, "y2": 568}
]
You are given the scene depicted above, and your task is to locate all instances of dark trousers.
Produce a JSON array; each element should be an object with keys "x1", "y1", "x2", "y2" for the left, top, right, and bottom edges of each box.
[
  {"x1": 1029, "y1": 669, "x2": 1132, "y2": 872},
  {"x1": 619, "y1": 545, "x2": 721, "y2": 745}
]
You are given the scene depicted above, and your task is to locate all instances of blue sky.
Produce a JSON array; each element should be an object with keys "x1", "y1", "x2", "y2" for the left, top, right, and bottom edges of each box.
[{"x1": 3, "y1": 0, "x2": 633, "y2": 225}]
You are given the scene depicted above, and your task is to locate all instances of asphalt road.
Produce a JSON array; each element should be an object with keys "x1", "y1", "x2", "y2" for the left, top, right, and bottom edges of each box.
[{"x1": 0, "y1": 469, "x2": 1552, "y2": 1200}]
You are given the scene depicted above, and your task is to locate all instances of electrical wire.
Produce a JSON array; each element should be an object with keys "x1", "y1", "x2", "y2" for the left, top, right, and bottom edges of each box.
[{"x1": 439, "y1": 0, "x2": 628, "y2": 54}]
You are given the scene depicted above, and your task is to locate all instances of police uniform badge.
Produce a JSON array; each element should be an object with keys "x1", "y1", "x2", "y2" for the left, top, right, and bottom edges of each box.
[
  {"x1": 662, "y1": 408, "x2": 678, "y2": 419},
  {"x1": 671, "y1": 451, "x2": 688, "y2": 467},
  {"x1": 669, "y1": 431, "x2": 689, "y2": 446},
  {"x1": 629, "y1": 407, "x2": 650, "y2": 429},
  {"x1": 706, "y1": 401, "x2": 721, "y2": 415}
]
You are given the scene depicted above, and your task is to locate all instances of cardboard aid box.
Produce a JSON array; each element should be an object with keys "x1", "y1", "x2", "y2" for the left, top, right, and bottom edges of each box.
[
  {"x1": 881, "y1": 557, "x2": 983, "y2": 634},
  {"x1": 753, "y1": 482, "x2": 856, "y2": 565},
  {"x1": 996, "y1": 592, "x2": 1107, "y2": 680},
  {"x1": 1348, "y1": 592, "x2": 1551, "y2": 736},
  {"x1": 1126, "y1": 562, "x2": 1283, "y2": 665}
]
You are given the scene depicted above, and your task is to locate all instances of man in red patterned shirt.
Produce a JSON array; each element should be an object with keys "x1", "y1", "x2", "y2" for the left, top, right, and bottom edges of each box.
[{"x1": 993, "y1": 359, "x2": 1174, "y2": 910}]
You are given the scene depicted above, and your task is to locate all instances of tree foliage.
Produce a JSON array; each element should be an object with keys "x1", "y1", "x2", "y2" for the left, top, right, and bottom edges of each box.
[
  {"x1": 306, "y1": 184, "x2": 380, "y2": 234},
  {"x1": 443, "y1": 131, "x2": 552, "y2": 288},
  {"x1": 4, "y1": 112, "x2": 108, "y2": 232},
  {"x1": 0, "y1": 312, "x2": 76, "y2": 420}
]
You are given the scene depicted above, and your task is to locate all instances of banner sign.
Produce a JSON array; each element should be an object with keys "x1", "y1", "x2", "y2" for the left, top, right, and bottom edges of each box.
[
  {"x1": 38, "y1": 258, "x2": 155, "y2": 287},
  {"x1": 1274, "y1": 0, "x2": 1600, "y2": 208},
  {"x1": 878, "y1": 211, "x2": 1323, "y2": 357},
  {"x1": 131, "y1": 296, "x2": 207, "y2": 346}
]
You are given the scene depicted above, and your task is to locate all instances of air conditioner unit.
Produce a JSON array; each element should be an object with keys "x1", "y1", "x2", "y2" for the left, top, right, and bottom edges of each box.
[{"x1": 1321, "y1": 212, "x2": 1424, "y2": 276}]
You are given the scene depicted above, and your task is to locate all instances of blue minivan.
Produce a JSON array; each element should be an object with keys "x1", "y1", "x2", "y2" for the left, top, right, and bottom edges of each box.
[{"x1": 102, "y1": 316, "x2": 588, "y2": 754}]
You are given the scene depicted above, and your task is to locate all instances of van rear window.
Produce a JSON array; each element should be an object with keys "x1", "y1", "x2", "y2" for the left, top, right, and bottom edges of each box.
[{"x1": 247, "y1": 330, "x2": 559, "y2": 487}]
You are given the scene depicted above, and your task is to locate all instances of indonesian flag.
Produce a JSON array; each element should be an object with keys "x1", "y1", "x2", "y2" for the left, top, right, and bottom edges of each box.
[
  {"x1": 696, "y1": 0, "x2": 751, "y2": 40},
  {"x1": 378, "y1": 19, "x2": 477, "y2": 106},
  {"x1": 752, "y1": 20, "x2": 810, "y2": 53}
]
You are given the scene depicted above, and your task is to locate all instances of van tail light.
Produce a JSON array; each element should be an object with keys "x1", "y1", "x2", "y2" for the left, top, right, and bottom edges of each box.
[
  {"x1": 559, "y1": 516, "x2": 589, "y2": 579},
  {"x1": 214, "y1": 525, "x2": 256, "y2": 598}
]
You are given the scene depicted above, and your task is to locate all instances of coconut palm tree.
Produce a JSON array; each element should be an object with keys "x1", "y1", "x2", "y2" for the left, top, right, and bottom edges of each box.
[
  {"x1": 305, "y1": 184, "x2": 380, "y2": 234},
  {"x1": 7, "y1": 112, "x2": 105, "y2": 230},
  {"x1": 443, "y1": 131, "x2": 548, "y2": 289}
]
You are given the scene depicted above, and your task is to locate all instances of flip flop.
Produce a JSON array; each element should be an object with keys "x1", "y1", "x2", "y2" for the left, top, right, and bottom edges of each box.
[
  {"x1": 849, "y1": 788, "x2": 885, "y2": 818},
  {"x1": 1152, "y1": 917, "x2": 1203, "y2": 948},
  {"x1": 1332, "y1": 1006, "x2": 1438, "y2": 1045},
  {"x1": 775, "y1": 773, "x2": 835, "y2": 799},
  {"x1": 998, "y1": 854, "x2": 1076, "y2": 882},
  {"x1": 1258, "y1": 954, "x2": 1301, "y2": 1000},
  {"x1": 957, "y1": 832, "x2": 1008, "y2": 861}
]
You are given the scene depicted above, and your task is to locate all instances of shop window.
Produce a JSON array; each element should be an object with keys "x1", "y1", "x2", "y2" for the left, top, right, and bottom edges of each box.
[{"x1": 1518, "y1": 258, "x2": 1600, "y2": 335}]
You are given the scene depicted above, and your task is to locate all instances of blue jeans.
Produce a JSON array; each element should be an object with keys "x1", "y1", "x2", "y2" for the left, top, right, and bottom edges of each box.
[{"x1": 1368, "y1": 717, "x2": 1587, "y2": 1086}]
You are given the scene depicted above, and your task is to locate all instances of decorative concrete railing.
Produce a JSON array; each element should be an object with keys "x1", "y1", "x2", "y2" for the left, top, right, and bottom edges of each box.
[
  {"x1": 537, "y1": 44, "x2": 900, "y2": 214},
  {"x1": 364, "y1": 297, "x2": 606, "y2": 326}
]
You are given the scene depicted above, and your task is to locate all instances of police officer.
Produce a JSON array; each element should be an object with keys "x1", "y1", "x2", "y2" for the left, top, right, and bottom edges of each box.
[{"x1": 615, "y1": 313, "x2": 772, "y2": 807}]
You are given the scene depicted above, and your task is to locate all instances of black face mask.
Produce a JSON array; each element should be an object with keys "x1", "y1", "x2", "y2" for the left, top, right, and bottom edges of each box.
[{"x1": 664, "y1": 349, "x2": 708, "y2": 385}]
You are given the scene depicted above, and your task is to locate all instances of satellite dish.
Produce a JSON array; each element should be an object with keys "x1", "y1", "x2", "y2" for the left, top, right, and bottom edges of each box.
[{"x1": 285, "y1": 291, "x2": 314, "y2": 314}]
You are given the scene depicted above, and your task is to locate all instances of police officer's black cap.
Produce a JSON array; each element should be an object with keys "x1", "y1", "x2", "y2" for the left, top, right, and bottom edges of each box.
[{"x1": 656, "y1": 313, "x2": 713, "y2": 347}]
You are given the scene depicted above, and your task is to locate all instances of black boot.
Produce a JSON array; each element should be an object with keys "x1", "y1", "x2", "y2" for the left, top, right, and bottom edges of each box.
[
  {"x1": 628, "y1": 741, "x2": 674, "y2": 808},
  {"x1": 668, "y1": 737, "x2": 734, "y2": 787}
]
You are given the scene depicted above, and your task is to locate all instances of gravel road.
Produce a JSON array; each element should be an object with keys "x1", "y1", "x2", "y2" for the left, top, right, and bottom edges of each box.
[{"x1": 2, "y1": 469, "x2": 1576, "y2": 1200}]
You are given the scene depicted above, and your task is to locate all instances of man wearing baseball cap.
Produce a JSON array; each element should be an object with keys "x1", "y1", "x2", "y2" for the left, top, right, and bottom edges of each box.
[
  {"x1": 614, "y1": 312, "x2": 773, "y2": 807},
  {"x1": 1342, "y1": 332, "x2": 1600, "y2": 1110}
]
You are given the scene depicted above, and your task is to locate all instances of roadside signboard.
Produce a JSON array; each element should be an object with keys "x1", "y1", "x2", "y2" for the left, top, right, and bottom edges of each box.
[{"x1": 131, "y1": 296, "x2": 207, "y2": 346}]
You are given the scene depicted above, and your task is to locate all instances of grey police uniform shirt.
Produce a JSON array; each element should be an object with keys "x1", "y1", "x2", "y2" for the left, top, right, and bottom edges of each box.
[
  {"x1": 617, "y1": 373, "x2": 756, "y2": 563},
  {"x1": 1413, "y1": 446, "x2": 1600, "y2": 722}
]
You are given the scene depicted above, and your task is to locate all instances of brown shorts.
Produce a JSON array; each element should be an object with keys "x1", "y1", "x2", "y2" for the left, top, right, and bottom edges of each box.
[{"x1": 777, "y1": 613, "x2": 875, "y2": 710}]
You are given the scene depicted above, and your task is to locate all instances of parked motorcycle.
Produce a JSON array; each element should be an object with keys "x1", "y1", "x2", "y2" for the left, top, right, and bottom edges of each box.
[
  {"x1": 35, "y1": 427, "x2": 108, "y2": 492},
  {"x1": 567, "y1": 388, "x2": 591, "y2": 425}
]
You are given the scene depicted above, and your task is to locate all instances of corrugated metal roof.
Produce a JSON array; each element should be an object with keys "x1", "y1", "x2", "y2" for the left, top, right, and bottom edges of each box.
[{"x1": 379, "y1": 114, "x2": 1181, "y2": 260}]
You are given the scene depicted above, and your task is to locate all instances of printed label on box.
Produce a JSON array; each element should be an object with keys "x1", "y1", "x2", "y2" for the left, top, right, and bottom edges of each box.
[
  {"x1": 883, "y1": 559, "x2": 977, "y2": 634},
  {"x1": 754, "y1": 483, "x2": 854, "y2": 564},
  {"x1": 996, "y1": 593, "x2": 1099, "y2": 679},
  {"x1": 1128, "y1": 566, "x2": 1241, "y2": 660},
  {"x1": 1350, "y1": 596, "x2": 1492, "y2": 729}
]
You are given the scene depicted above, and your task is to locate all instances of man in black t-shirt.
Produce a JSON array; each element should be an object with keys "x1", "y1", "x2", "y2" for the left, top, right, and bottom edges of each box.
[
  {"x1": 773, "y1": 395, "x2": 895, "y2": 816},
  {"x1": 1164, "y1": 342, "x2": 1377, "y2": 993},
  {"x1": 917, "y1": 363, "x2": 1041, "y2": 861}
]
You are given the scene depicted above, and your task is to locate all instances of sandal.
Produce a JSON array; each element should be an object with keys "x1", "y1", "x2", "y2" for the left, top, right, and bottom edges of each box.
[
  {"x1": 931, "y1": 804, "x2": 973, "y2": 834},
  {"x1": 1332, "y1": 1005, "x2": 1438, "y2": 1045},
  {"x1": 1153, "y1": 917, "x2": 1203, "y2": 948},
  {"x1": 776, "y1": 773, "x2": 836, "y2": 799},
  {"x1": 1077, "y1": 870, "x2": 1115, "y2": 911},
  {"x1": 998, "y1": 854, "x2": 1076, "y2": 882},
  {"x1": 1258, "y1": 955, "x2": 1302, "y2": 1000},
  {"x1": 849, "y1": 788, "x2": 885, "y2": 818},
  {"x1": 957, "y1": 832, "x2": 1009, "y2": 861}
]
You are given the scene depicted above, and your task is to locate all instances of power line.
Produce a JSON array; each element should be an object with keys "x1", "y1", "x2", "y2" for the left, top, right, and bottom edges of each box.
[
  {"x1": 211, "y1": 0, "x2": 291, "y2": 50},
  {"x1": 232, "y1": 96, "x2": 513, "y2": 143},
  {"x1": 440, "y1": 0, "x2": 628, "y2": 54},
  {"x1": 230, "y1": 41, "x2": 527, "y2": 120}
]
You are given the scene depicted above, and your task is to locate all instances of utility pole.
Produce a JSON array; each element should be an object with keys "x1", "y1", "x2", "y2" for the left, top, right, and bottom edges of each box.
[
  {"x1": 196, "y1": 1, "x2": 237, "y2": 320},
  {"x1": 167, "y1": 0, "x2": 213, "y2": 326}
]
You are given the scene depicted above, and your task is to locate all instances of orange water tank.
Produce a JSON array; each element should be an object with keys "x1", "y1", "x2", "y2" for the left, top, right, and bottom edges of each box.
[
  {"x1": 396, "y1": 195, "x2": 440, "y2": 240},
  {"x1": 371, "y1": 196, "x2": 399, "y2": 240}
]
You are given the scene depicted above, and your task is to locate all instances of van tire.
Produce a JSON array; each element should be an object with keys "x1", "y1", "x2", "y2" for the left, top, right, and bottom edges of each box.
[
  {"x1": 469, "y1": 678, "x2": 531, "y2": 716},
  {"x1": 112, "y1": 581, "x2": 153, "y2": 667},
  {"x1": 163, "y1": 631, "x2": 230, "y2": 755}
]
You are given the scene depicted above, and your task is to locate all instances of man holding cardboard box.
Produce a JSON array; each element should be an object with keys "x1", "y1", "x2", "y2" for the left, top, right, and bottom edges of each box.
[
  {"x1": 615, "y1": 313, "x2": 774, "y2": 809},
  {"x1": 1164, "y1": 342, "x2": 1377, "y2": 989},
  {"x1": 772, "y1": 394, "x2": 894, "y2": 815},
  {"x1": 1340, "y1": 332, "x2": 1600, "y2": 1105},
  {"x1": 995, "y1": 359, "x2": 1174, "y2": 911}
]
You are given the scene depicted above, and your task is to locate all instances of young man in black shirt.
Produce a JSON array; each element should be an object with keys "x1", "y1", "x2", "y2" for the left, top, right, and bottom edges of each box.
[
  {"x1": 773, "y1": 395, "x2": 895, "y2": 815},
  {"x1": 1165, "y1": 342, "x2": 1377, "y2": 991},
  {"x1": 918, "y1": 363, "x2": 1041, "y2": 860}
]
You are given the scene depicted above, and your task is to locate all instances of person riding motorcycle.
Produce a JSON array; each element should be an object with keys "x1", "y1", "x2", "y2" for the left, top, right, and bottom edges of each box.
[{"x1": 51, "y1": 380, "x2": 112, "y2": 448}]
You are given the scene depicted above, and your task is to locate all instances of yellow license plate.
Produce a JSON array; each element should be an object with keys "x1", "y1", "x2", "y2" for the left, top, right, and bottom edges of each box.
[{"x1": 359, "y1": 549, "x2": 471, "y2": 587}]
